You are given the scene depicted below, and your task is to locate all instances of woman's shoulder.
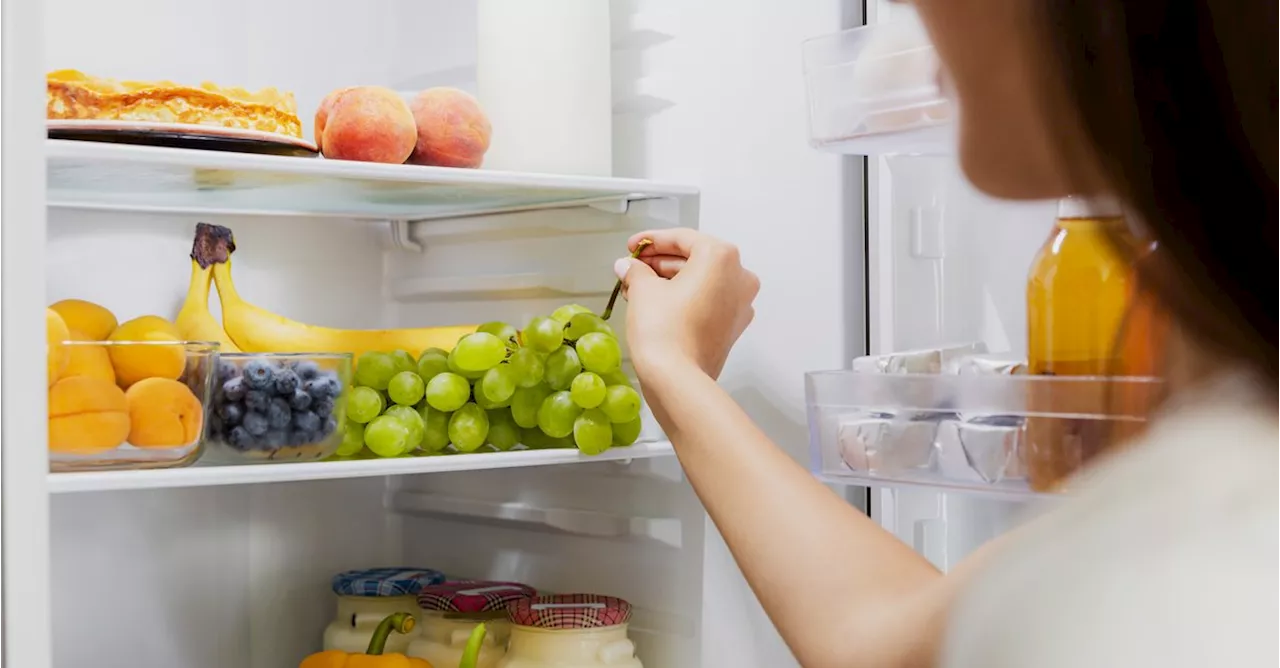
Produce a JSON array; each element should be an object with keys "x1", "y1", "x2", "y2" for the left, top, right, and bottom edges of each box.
[{"x1": 943, "y1": 373, "x2": 1277, "y2": 668}]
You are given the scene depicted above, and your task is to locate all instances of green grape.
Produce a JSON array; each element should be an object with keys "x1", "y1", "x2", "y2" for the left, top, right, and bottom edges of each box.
[
  {"x1": 537, "y1": 391, "x2": 582, "y2": 438},
  {"x1": 354, "y1": 351, "x2": 397, "y2": 390},
  {"x1": 390, "y1": 350, "x2": 417, "y2": 375},
  {"x1": 425, "y1": 372, "x2": 470, "y2": 412},
  {"x1": 508, "y1": 347, "x2": 546, "y2": 388},
  {"x1": 447, "y1": 350, "x2": 487, "y2": 380},
  {"x1": 418, "y1": 403, "x2": 451, "y2": 453},
  {"x1": 612, "y1": 417, "x2": 643, "y2": 446},
  {"x1": 384, "y1": 405, "x2": 425, "y2": 450},
  {"x1": 601, "y1": 385, "x2": 642, "y2": 423},
  {"x1": 419, "y1": 347, "x2": 449, "y2": 359},
  {"x1": 364, "y1": 415, "x2": 411, "y2": 457},
  {"x1": 569, "y1": 372, "x2": 607, "y2": 409},
  {"x1": 573, "y1": 409, "x2": 613, "y2": 455},
  {"x1": 481, "y1": 364, "x2": 517, "y2": 404},
  {"x1": 416, "y1": 351, "x2": 450, "y2": 383},
  {"x1": 544, "y1": 345, "x2": 582, "y2": 391},
  {"x1": 524, "y1": 316, "x2": 564, "y2": 353},
  {"x1": 551, "y1": 303, "x2": 594, "y2": 324},
  {"x1": 600, "y1": 368, "x2": 633, "y2": 388},
  {"x1": 577, "y1": 332, "x2": 622, "y2": 374},
  {"x1": 448, "y1": 403, "x2": 489, "y2": 452},
  {"x1": 452, "y1": 332, "x2": 507, "y2": 373},
  {"x1": 336, "y1": 420, "x2": 366, "y2": 456},
  {"x1": 474, "y1": 376, "x2": 511, "y2": 410},
  {"x1": 522, "y1": 427, "x2": 574, "y2": 449},
  {"x1": 511, "y1": 384, "x2": 552, "y2": 428},
  {"x1": 347, "y1": 386, "x2": 385, "y2": 423},
  {"x1": 477, "y1": 321, "x2": 519, "y2": 345},
  {"x1": 564, "y1": 312, "x2": 614, "y2": 341},
  {"x1": 486, "y1": 409, "x2": 521, "y2": 451},
  {"x1": 387, "y1": 370, "x2": 426, "y2": 406}
]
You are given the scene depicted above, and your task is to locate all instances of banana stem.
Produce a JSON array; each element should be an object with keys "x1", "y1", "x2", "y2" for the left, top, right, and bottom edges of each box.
[{"x1": 602, "y1": 239, "x2": 652, "y2": 321}]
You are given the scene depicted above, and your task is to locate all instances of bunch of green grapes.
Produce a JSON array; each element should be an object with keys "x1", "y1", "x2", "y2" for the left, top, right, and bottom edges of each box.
[{"x1": 333, "y1": 304, "x2": 643, "y2": 459}]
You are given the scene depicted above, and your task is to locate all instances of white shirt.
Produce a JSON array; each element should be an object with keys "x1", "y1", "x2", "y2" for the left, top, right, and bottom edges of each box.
[{"x1": 944, "y1": 375, "x2": 1278, "y2": 667}]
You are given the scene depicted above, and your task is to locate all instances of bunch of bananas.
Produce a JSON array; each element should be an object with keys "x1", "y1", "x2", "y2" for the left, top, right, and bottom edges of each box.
[{"x1": 178, "y1": 223, "x2": 474, "y2": 357}]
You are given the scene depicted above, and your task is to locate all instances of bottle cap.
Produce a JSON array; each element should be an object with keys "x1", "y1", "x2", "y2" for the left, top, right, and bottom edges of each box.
[{"x1": 1057, "y1": 194, "x2": 1123, "y2": 219}]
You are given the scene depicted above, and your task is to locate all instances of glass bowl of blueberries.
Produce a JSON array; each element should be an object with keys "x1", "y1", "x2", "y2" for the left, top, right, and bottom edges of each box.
[{"x1": 203, "y1": 352, "x2": 352, "y2": 464}]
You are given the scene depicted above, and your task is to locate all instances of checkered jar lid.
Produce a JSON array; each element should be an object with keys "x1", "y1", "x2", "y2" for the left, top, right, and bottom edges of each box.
[
  {"x1": 416, "y1": 580, "x2": 537, "y2": 613},
  {"x1": 506, "y1": 594, "x2": 633, "y2": 629},
  {"x1": 331, "y1": 568, "x2": 447, "y2": 597}
]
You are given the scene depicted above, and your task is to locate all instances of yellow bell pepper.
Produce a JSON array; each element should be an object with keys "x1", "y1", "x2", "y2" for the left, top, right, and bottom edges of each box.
[{"x1": 301, "y1": 612, "x2": 433, "y2": 668}]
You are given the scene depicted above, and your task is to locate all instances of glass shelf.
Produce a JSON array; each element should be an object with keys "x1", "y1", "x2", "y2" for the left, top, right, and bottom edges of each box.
[
  {"x1": 45, "y1": 140, "x2": 699, "y2": 220},
  {"x1": 807, "y1": 371, "x2": 1163, "y2": 497}
]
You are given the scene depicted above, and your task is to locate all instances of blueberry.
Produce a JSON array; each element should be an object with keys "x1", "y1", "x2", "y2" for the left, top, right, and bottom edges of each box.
[
  {"x1": 267, "y1": 397, "x2": 292, "y2": 430},
  {"x1": 288, "y1": 388, "x2": 312, "y2": 411},
  {"x1": 322, "y1": 416, "x2": 338, "y2": 437},
  {"x1": 218, "y1": 401, "x2": 245, "y2": 426},
  {"x1": 286, "y1": 430, "x2": 312, "y2": 446},
  {"x1": 294, "y1": 360, "x2": 321, "y2": 381},
  {"x1": 313, "y1": 396, "x2": 335, "y2": 419},
  {"x1": 292, "y1": 410, "x2": 321, "y2": 433},
  {"x1": 243, "y1": 411, "x2": 269, "y2": 436},
  {"x1": 226, "y1": 425, "x2": 253, "y2": 451},
  {"x1": 305, "y1": 374, "x2": 342, "y2": 399},
  {"x1": 244, "y1": 389, "x2": 269, "y2": 413},
  {"x1": 217, "y1": 359, "x2": 240, "y2": 382},
  {"x1": 222, "y1": 377, "x2": 246, "y2": 402},
  {"x1": 273, "y1": 368, "x2": 300, "y2": 396},
  {"x1": 263, "y1": 430, "x2": 288, "y2": 449},
  {"x1": 207, "y1": 413, "x2": 223, "y2": 439},
  {"x1": 243, "y1": 359, "x2": 275, "y2": 391}
]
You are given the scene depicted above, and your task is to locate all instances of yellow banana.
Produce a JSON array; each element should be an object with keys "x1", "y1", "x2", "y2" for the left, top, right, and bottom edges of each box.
[{"x1": 176, "y1": 259, "x2": 242, "y2": 352}]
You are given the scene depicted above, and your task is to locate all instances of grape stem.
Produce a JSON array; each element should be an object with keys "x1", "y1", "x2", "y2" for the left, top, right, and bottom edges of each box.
[{"x1": 602, "y1": 238, "x2": 652, "y2": 321}]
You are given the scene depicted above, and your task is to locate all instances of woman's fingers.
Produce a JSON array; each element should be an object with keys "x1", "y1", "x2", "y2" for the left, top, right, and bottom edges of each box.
[
  {"x1": 643, "y1": 254, "x2": 687, "y2": 278},
  {"x1": 628, "y1": 228, "x2": 718, "y2": 260}
]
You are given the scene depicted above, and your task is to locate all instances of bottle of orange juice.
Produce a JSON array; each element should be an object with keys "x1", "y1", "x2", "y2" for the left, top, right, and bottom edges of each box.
[{"x1": 1024, "y1": 195, "x2": 1138, "y2": 490}]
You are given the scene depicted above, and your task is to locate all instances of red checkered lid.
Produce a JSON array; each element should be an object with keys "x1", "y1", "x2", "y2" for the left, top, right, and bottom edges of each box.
[
  {"x1": 506, "y1": 594, "x2": 633, "y2": 629},
  {"x1": 416, "y1": 580, "x2": 537, "y2": 613}
]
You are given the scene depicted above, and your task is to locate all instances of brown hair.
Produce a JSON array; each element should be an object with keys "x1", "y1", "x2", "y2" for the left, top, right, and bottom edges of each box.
[{"x1": 1035, "y1": 1, "x2": 1277, "y2": 387}]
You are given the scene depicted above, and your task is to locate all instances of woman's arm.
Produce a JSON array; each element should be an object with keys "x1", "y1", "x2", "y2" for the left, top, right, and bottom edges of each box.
[{"x1": 615, "y1": 228, "x2": 1003, "y2": 668}]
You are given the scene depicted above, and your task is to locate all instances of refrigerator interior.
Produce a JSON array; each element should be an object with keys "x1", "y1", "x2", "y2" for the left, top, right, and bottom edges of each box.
[{"x1": 17, "y1": 1, "x2": 865, "y2": 667}]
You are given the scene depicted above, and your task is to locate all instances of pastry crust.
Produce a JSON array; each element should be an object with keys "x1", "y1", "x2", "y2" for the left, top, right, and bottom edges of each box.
[{"x1": 47, "y1": 69, "x2": 302, "y2": 138}]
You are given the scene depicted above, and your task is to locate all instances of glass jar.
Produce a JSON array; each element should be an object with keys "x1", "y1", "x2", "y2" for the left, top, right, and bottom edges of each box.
[
  {"x1": 407, "y1": 580, "x2": 536, "y2": 668},
  {"x1": 322, "y1": 568, "x2": 446, "y2": 654},
  {"x1": 1025, "y1": 195, "x2": 1142, "y2": 490},
  {"x1": 497, "y1": 594, "x2": 642, "y2": 668}
]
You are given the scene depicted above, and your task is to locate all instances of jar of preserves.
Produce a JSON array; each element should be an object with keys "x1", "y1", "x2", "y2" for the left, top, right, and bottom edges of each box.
[
  {"x1": 322, "y1": 568, "x2": 447, "y2": 654},
  {"x1": 406, "y1": 580, "x2": 536, "y2": 668},
  {"x1": 496, "y1": 594, "x2": 641, "y2": 668}
]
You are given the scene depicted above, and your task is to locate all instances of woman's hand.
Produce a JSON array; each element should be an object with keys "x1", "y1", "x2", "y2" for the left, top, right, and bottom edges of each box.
[{"x1": 613, "y1": 229, "x2": 759, "y2": 380}]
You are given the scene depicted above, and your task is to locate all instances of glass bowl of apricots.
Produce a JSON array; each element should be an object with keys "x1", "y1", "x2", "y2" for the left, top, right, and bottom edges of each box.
[{"x1": 47, "y1": 338, "x2": 218, "y2": 472}]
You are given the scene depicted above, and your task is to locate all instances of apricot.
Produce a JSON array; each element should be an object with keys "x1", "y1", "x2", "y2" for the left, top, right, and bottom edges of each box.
[
  {"x1": 407, "y1": 87, "x2": 491, "y2": 168},
  {"x1": 125, "y1": 377, "x2": 204, "y2": 448},
  {"x1": 63, "y1": 330, "x2": 117, "y2": 384},
  {"x1": 108, "y1": 315, "x2": 185, "y2": 387},
  {"x1": 49, "y1": 299, "x2": 117, "y2": 341},
  {"x1": 318, "y1": 86, "x2": 417, "y2": 164},
  {"x1": 48, "y1": 376, "x2": 130, "y2": 454},
  {"x1": 47, "y1": 309, "x2": 71, "y2": 387}
]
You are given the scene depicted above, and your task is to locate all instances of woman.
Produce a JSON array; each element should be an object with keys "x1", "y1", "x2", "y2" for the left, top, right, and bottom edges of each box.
[{"x1": 614, "y1": 1, "x2": 1277, "y2": 667}]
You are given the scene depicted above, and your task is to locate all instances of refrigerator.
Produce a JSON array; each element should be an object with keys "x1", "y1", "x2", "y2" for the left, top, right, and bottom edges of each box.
[{"x1": 4, "y1": 0, "x2": 1074, "y2": 666}]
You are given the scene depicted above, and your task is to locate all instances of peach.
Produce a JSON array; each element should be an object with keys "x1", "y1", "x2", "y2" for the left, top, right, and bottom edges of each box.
[
  {"x1": 63, "y1": 330, "x2": 117, "y2": 384},
  {"x1": 318, "y1": 86, "x2": 417, "y2": 164},
  {"x1": 407, "y1": 87, "x2": 491, "y2": 168},
  {"x1": 125, "y1": 377, "x2": 204, "y2": 448},
  {"x1": 108, "y1": 315, "x2": 185, "y2": 387},
  {"x1": 47, "y1": 308, "x2": 71, "y2": 387},
  {"x1": 48, "y1": 375, "x2": 130, "y2": 454},
  {"x1": 50, "y1": 299, "x2": 117, "y2": 341}
]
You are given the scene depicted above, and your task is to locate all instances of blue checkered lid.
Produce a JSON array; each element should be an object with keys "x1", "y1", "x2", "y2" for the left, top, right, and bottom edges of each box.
[{"x1": 331, "y1": 568, "x2": 448, "y2": 597}]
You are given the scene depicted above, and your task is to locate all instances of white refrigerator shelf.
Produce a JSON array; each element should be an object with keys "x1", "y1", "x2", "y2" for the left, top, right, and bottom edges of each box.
[
  {"x1": 46, "y1": 440, "x2": 675, "y2": 493},
  {"x1": 45, "y1": 139, "x2": 699, "y2": 221}
]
